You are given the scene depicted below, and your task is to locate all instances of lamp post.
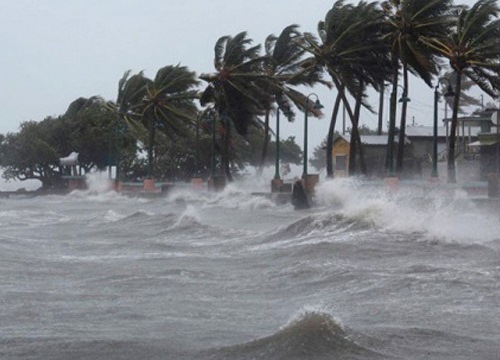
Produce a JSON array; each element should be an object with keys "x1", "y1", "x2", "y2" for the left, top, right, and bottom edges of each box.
[
  {"x1": 274, "y1": 107, "x2": 281, "y2": 180},
  {"x1": 303, "y1": 93, "x2": 323, "y2": 178},
  {"x1": 108, "y1": 121, "x2": 126, "y2": 180},
  {"x1": 386, "y1": 89, "x2": 397, "y2": 175},
  {"x1": 397, "y1": 85, "x2": 411, "y2": 172},
  {"x1": 114, "y1": 122, "x2": 126, "y2": 184},
  {"x1": 194, "y1": 112, "x2": 201, "y2": 176},
  {"x1": 147, "y1": 117, "x2": 154, "y2": 179},
  {"x1": 432, "y1": 78, "x2": 455, "y2": 178},
  {"x1": 210, "y1": 110, "x2": 216, "y2": 179}
]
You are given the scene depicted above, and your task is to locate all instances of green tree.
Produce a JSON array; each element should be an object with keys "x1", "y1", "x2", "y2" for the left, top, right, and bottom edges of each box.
[
  {"x1": 301, "y1": 0, "x2": 389, "y2": 177},
  {"x1": 422, "y1": 0, "x2": 500, "y2": 183},
  {"x1": 382, "y1": 0, "x2": 452, "y2": 174},
  {"x1": 257, "y1": 24, "x2": 328, "y2": 175},
  {"x1": 140, "y1": 65, "x2": 199, "y2": 179},
  {"x1": 0, "y1": 120, "x2": 62, "y2": 189},
  {"x1": 110, "y1": 66, "x2": 199, "y2": 179},
  {"x1": 64, "y1": 96, "x2": 132, "y2": 173},
  {"x1": 200, "y1": 32, "x2": 270, "y2": 181},
  {"x1": 310, "y1": 139, "x2": 327, "y2": 171}
]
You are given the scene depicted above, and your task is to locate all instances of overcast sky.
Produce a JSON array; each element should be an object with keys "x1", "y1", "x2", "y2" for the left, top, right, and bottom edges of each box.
[{"x1": 0, "y1": 0, "x2": 491, "y2": 155}]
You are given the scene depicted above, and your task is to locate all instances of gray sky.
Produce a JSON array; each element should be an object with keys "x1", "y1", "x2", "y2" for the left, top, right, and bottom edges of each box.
[{"x1": 0, "y1": 0, "x2": 491, "y2": 154}]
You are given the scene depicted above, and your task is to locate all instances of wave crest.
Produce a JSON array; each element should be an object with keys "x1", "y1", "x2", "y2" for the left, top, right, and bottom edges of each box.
[
  {"x1": 207, "y1": 311, "x2": 379, "y2": 359},
  {"x1": 274, "y1": 213, "x2": 373, "y2": 240}
]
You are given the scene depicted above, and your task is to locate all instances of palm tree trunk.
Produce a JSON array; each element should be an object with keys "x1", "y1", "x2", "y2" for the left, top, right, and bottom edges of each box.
[
  {"x1": 447, "y1": 71, "x2": 462, "y2": 184},
  {"x1": 256, "y1": 108, "x2": 271, "y2": 176},
  {"x1": 330, "y1": 76, "x2": 364, "y2": 176},
  {"x1": 349, "y1": 82, "x2": 366, "y2": 176},
  {"x1": 326, "y1": 91, "x2": 343, "y2": 178},
  {"x1": 396, "y1": 63, "x2": 409, "y2": 174},
  {"x1": 377, "y1": 82, "x2": 385, "y2": 135},
  {"x1": 386, "y1": 52, "x2": 399, "y2": 175}
]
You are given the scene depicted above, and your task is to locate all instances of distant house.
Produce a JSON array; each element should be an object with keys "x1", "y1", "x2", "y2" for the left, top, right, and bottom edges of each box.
[
  {"x1": 405, "y1": 126, "x2": 447, "y2": 162},
  {"x1": 442, "y1": 109, "x2": 495, "y2": 159},
  {"x1": 332, "y1": 134, "x2": 408, "y2": 178},
  {"x1": 473, "y1": 110, "x2": 500, "y2": 180}
]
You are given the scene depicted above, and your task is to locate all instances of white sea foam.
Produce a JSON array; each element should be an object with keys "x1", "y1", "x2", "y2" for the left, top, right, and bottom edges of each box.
[{"x1": 315, "y1": 178, "x2": 500, "y2": 244}]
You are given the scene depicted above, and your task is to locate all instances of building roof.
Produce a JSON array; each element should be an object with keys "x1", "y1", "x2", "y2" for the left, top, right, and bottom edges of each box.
[
  {"x1": 442, "y1": 115, "x2": 492, "y2": 126},
  {"x1": 405, "y1": 126, "x2": 447, "y2": 138},
  {"x1": 59, "y1": 152, "x2": 79, "y2": 166},
  {"x1": 339, "y1": 134, "x2": 409, "y2": 145}
]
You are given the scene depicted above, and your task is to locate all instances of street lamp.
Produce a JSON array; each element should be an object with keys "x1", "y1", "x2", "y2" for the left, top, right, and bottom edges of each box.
[
  {"x1": 194, "y1": 112, "x2": 201, "y2": 176},
  {"x1": 209, "y1": 110, "x2": 217, "y2": 179},
  {"x1": 398, "y1": 84, "x2": 411, "y2": 104},
  {"x1": 432, "y1": 78, "x2": 455, "y2": 178},
  {"x1": 396, "y1": 85, "x2": 411, "y2": 172},
  {"x1": 274, "y1": 107, "x2": 281, "y2": 180},
  {"x1": 386, "y1": 89, "x2": 397, "y2": 175},
  {"x1": 303, "y1": 93, "x2": 323, "y2": 178}
]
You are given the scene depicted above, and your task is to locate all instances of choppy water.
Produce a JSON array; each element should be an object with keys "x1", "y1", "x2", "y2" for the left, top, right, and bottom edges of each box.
[{"x1": 1, "y1": 176, "x2": 500, "y2": 359}]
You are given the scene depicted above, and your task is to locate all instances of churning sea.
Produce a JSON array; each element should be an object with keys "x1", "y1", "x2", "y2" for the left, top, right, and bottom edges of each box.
[{"x1": 1, "y1": 175, "x2": 499, "y2": 360}]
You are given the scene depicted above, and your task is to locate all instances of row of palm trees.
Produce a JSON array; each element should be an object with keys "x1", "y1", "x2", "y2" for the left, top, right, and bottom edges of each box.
[{"x1": 110, "y1": 0, "x2": 500, "y2": 184}]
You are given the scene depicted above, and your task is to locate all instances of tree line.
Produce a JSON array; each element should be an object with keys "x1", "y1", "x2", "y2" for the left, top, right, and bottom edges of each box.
[{"x1": 1, "y1": 0, "x2": 499, "y2": 188}]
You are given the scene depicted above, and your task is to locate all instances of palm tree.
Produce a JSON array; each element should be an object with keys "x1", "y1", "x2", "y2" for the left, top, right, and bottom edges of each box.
[
  {"x1": 422, "y1": 0, "x2": 500, "y2": 183},
  {"x1": 439, "y1": 70, "x2": 482, "y2": 115},
  {"x1": 301, "y1": 0, "x2": 390, "y2": 177},
  {"x1": 200, "y1": 31, "x2": 270, "y2": 181},
  {"x1": 381, "y1": 0, "x2": 452, "y2": 175},
  {"x1": 111, "y1": 70, "x2": 149, "y2": 135},
  {"x1": 140, "y1": 65, "x2": 199, "y2": 179},
  {"x1": 256, "y1": 24, "x2": 329, "y2": 176},
  {"x1": 111, "y1": 66, "x2": 199, "y2": 180}
]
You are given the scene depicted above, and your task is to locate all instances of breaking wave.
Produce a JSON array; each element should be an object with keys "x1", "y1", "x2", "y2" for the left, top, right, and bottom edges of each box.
[{"x1": 204, "y1": 310, "x2": 381, "y2": 360}]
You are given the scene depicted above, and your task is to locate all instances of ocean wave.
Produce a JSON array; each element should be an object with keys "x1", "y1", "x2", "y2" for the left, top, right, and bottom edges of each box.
[
  {"x1": 204, "y1": 311, "x2": 381, "y2": 360},
  {"x1": 267, "y1": 212, "x2": 373, "y2": 241},
  {"x1": 314, "y1": 178, "x2": 500, "y2": 245},
  {"x1": 0, "y1": 209, "x2": 70, "y2": 227}
]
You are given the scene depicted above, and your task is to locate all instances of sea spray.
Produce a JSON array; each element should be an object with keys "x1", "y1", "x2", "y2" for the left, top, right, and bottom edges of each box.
[{"x1": 314, "y1": 177, "x2": 500, "y2": 244}]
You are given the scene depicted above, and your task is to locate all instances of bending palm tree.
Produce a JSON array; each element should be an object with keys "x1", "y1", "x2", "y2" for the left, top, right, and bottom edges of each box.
[
  {"x1": 301, "y1": 0, "x2": 390, "y2": 176},
  {"x1": 258, "y1": 25, "x2": 330, "y2": 174},
  {"x1": 200, "y1": 32, "x2": 269, "y2": 181},
  {"x1": 111, "y1": 66, "x2": 199, "y2": 180},
  {"x1": 141, "y1": 65, "x2": 199, "y2": 179},
  {"x1": 257, "y1": 24, "x2": 329, "y2": 176},
  {"x1": 422, "y1": 0, "x2": 500, "y2": 183},
  {"x1": 382, "y1": 0, "x2": 452, "y2": 175}
]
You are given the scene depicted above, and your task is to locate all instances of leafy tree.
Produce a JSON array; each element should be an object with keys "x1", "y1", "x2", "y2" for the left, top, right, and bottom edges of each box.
[
  {"x1": 63, "y1": 96, "x2": 131, "y2": 173},
  {"x1": 310, "y1": 139, "x2": 327, "y2": 171},
  {"x1": 422, "y1": 0, "x2": 500, "y2": 183},
  {"x1": 0, "y1": 120, "x2": 62, "y2": 189},
  {"x1": 0, "y1": 96, "x2": 138, "y2": 188}
]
